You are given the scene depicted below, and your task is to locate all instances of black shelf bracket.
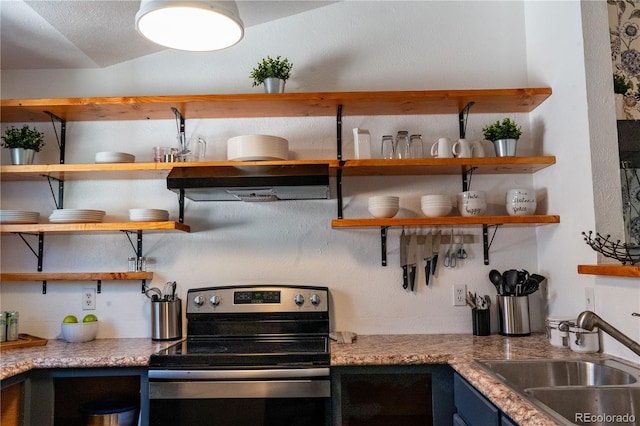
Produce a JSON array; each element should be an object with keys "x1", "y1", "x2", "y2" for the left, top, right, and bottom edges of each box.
[
  {"x1": 336, "y1": 104, "x2": 343, "y2": 160},
  {"x1": 380, "y1": 226, "x2": 390, "y2": 266},
  {"x1": 482, "y1": 224, "x2": 501, "y2": 265},
  {"x1": 458, "y1": 102, "x2": 475, "y2": 139},
  {"x1": 14, "y1": 232, "x2": 44, "y2": 272},
  {"x1": 178, "y1": 188, "x2": 185, "y2": 224},
  {"x1": 44, "y1": 175, "x2": 64, "y2": 210},
  {"x1": 335, "y1": 104, "x2": 345, "y2": 219},
  {"x1": 123, "y1": 230, "x2": 144, "y2": 258},
  {"x1": 44, "y1": 112, "x2": 67, "y2": 209},
  {"x1": 42, "y1": 280, "x2": 47, "y2": 294},
  {"x1": 96, "y1": 280, "x2": 102, "y2": 294},
  {"x1": 462, "y1": 166, "x2": 477, "y2": 192},
  {"x1": 141, "y1": 279, "x2": 147, "y2": 294},
  {"x1": 337, "y1": 166, "x2": 344, "y2": 219}
]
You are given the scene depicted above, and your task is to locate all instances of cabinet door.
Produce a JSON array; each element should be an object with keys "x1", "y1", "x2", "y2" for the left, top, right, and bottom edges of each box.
[
  {"x1": 453, "y1": 373, "x2": 499, "y2": 426},
  {"x1": 1, "y1": 381, "x2": 24, "y2": 426}
]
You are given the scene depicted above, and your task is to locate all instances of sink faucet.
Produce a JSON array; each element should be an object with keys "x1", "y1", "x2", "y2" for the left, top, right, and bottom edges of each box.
[{"x1": 577, "y1": 311, "x2": 640, "y2": 357}]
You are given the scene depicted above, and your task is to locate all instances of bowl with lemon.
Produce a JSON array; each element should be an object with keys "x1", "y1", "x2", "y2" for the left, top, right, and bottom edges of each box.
[{"x1": 61, "y1": 314, "x2": 98, "y2": 343}]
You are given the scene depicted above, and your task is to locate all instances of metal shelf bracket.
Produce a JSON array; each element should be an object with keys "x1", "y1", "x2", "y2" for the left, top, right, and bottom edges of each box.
[
  {"x1": 14, "y1": 232, "x2": 44, "y2": 272},
  {"x1": 380, "y1": 226, "x2": 389, "y2": 266},
  {"x1": 96, "y1": 280, "x2": 102, "y2": 294},
  {"x1": 482, "y1": 224, "x2": 501, "y2": 265}
]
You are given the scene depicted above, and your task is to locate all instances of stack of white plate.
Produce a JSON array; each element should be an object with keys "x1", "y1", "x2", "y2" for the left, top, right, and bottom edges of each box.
[
  {"x1": 0, "y1": 210, "x2": 40, "y2": 224},
  {"x1": 49, "y1": 209, "x2": 106, "y2": 223},
  {"x1": 421, "y1": 195, "x2": 453, "y2": 217},
  {"x1": 368, "y1": 196, "x2": 399, "y2": 218},
  {"x1": 227, "y1": 135, "x2": 289, "y2": 161},
  {"x1": 95, "y1": 152, "x2": 135, "y2": 163},
  {"x1": 129, "y1": 209, "x2": 169, "y2": 222}
]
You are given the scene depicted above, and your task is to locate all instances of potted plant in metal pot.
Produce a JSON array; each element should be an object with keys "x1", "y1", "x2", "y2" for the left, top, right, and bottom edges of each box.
[
  {"x1": 482, "y1": 118, "x2": 522, "y2": 157},
  {"x1": 250, "y1": 55, "x2": 293, "y2": 93},
  {"x1": 1, "y1": 125, "x2": 45, "y2": 165}
]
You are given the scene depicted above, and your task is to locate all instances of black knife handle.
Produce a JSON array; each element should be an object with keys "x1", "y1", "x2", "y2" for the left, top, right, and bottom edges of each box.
[{"x1": 402, "y1": 265, "x2": 408, "y2": 289}]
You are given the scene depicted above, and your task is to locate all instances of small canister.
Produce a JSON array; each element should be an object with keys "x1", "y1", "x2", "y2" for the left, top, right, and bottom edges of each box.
[
  {"x1": 0, "y1": 313, "x2": 6, "y2": 342},
  {"x1": 545, "y1": 315, "x2": 575, "y2": 348},
  {"x1": 6, "y1": 311, "x2": 19, "y2": 341},
  {"x1": 569, "y1": 325, "x2": 600, "y2": 353}
]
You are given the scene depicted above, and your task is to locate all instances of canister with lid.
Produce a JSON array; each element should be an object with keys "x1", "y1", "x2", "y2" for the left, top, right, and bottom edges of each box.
[
  {"x1": 569, "y1": 324, "x2": 600, "y2": 353},
  {"x1": 545, "y1": 315, "x2": 575, "y2": 348}
]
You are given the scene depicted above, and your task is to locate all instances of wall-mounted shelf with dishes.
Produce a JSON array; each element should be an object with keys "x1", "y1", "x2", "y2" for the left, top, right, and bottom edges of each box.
[
  {"x1": 577, "y1": 265, "x2": 640, "y2": 278},
  {"x1": 0, "y1": 88, "x2": 557, "y2": 273},
  {"x1": 0, "y1": 272, "x2": 153, "y2": 294}
]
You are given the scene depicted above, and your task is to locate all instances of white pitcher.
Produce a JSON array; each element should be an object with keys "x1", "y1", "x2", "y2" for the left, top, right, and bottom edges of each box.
[
  {"x1": 452, "y1": 139, "x2": 472, "y2": 158},
  {"x1": 470, "y1": 140, "x2": 486, "y2": 158},
  {"x1": 430, "y1": 137, "x2": 453, "y2": 158}
]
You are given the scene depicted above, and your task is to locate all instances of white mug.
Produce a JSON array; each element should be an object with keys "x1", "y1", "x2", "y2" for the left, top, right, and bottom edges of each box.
[
  {"x1": 452, "y1": 139, "x2": 472, "y2": 158},
  {"x1": 470, "y1": 140, "x2": 486, "y2": 158},
  {"x1": 431, "y1": 137, "x2": 453, "y2": 158}
]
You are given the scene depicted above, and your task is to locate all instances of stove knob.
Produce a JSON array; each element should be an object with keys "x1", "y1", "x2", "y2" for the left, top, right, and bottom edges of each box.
[
  {"x1": 294, "y1": 294, "x2": 305, "y2": 306},
  {"x1": 310, "y1": 294, "x2": 321, "y2": 306},
  {"x1": 193, "y1": 295, "x2": 205, "y2": 306},
  {"x1": 209, "y1": 295, "x2": 220, "y2": 306}
]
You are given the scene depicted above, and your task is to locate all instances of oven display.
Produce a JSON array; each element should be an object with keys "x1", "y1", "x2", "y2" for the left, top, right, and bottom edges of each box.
[{"x1": 234, "y1": 291, "x2": 281, "y2": 304}]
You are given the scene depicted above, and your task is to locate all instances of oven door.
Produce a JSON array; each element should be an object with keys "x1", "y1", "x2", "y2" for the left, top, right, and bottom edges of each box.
[{"x1": 149, "y1": 368, "x2": 331, "y2": 426}]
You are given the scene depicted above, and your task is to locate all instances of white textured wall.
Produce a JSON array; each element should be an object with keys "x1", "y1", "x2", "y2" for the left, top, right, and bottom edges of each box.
[{"x1": 1, "y1": 1, "x2": 636, "y2": 359}]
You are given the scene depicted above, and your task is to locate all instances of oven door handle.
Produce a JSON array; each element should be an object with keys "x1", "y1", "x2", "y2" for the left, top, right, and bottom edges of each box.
[{"x1": 148, "y1": 367, "x2": 330, "y2": 380}]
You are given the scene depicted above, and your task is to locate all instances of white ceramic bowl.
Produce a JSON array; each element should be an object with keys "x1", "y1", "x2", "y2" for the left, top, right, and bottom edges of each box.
[
  {"x1": 506, "y1": 201, "x2": 537, "y2": 216},
  {"x1": 421, "y1": 204, "x2": 452, "y2": 217},
  {"x1": 506, "y1": 189, "x2": 534, "y2": 203},
  {"x1": 369, "y1": 196, "x2": 399, "y2": 205},
  {"x1": 368, "y1": 205, "x2": 399, "y2": 218},
  {"x1": 460, "y1": 201, "x2": 487, "y2": 216},
  {"x1": 457, "y1": 191, "x2": 486, "y2": 201},
  {"x1": 227, "y1": 135, "x2": 289, "y2": 161},
  {"x1": 61, "y1": 321, "x2": 98, "y2": 343}
]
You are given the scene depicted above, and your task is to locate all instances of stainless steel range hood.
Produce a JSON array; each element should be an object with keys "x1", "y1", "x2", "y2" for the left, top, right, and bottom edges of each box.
[{"x1": 167, "y1": 164, "x2": 330, "y2": 201}]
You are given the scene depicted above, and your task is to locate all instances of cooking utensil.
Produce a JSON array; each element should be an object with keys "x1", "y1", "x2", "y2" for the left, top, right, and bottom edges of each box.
[
  {"x1": 456, "y1": 230, "x2": 467, "y2": 259},
  {"x1": 444, "y1": 229, "x2": 456, "y2": 268},
  {"x1": 505, "y1": 269, "x2": 519, "y2": 295},
  {"x1": 145, "y1": 287, "x2": 162, "y2": 301},
  {"x1": 489, "y1": 269, "x2": 503, "y2": 294},
  {"x1": 407, "y1": 232, "x2": 418, "y2": 291},
  {"x1": 466, "y1": 291, "x2": 476, "y2": 308},
  {"x1": 431, "y1": 230, "x2": 441, "y2": 276},
  {"x1": 400, "y1": 230, "x2": 408, "y2": 289},
  {"x1": 422, "y1": 232, "x2": 433, "y2": 286}
]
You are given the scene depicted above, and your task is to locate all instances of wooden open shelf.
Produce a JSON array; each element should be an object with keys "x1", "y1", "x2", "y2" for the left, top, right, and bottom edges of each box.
[
  {"x1": 1, "y1": 272, "x2": 152, "y2": 282},
  {"x1": 332, "y1": 215, "x2": 560, "y2": 228},
  {"x1": 0, "y1": 157, "x2": 556, "y2": 182},
  {"x1": 1, "y1": 88, "x2": 551, "y2": 123},
  {"x1": 577, "y1": 265, "x2": 640, "y2": 278},
  {"x1": 0, "y1": 221, "x2": 190, "y2": 233}
]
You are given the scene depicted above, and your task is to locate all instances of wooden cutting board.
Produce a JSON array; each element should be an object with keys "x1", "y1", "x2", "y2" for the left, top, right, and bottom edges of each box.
[{"x1": 0, "y1": 334, "x2": 47, "y2": 351}]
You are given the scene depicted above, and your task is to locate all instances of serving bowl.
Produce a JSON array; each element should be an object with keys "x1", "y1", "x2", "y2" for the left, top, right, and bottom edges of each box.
[
  {"x1": 506, "y1": 201, "x2": 537, "y2": 216},
  {"x1": 62, "y1": 321, "x2": 98, "y2": 343},
  {"x1": 368, "y1": 205, "x2": 399, "y2": 218}
]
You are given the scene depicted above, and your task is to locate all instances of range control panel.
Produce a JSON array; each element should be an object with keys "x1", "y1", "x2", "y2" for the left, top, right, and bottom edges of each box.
[{"x1": 187, "y1": 285, "x2": 329, "y2": 314}]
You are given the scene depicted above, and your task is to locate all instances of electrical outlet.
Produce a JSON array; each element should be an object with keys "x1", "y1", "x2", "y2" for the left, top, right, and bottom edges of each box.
[
  {"x1": 453, "y1": 284, "x2": 466, "y2": 306},
  {"x1": 585, "y1": 287, "x2": 595, "y2": 311},
  {"x1": 83, "y1": 288, "x2": 96, "y2": 310}
]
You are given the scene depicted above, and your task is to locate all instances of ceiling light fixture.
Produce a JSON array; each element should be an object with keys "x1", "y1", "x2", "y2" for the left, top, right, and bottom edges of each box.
[{"x1": 135, "y1": 0, "x2": 244, "y2": 51}]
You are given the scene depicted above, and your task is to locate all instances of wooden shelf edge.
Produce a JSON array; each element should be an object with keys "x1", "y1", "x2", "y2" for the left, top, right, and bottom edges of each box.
[
  {"x1": 577, "y1": 265, "x2": 640, "y2": 278},
  {"x1": 1, "y1": 272, "x2": 153, "y2": 282},
  {"x1": 331, "y1": 215, "x2": 560, "y2": 228},
  {"x1": 0, "y1": 221, "x2": 190, "y2": 233}
]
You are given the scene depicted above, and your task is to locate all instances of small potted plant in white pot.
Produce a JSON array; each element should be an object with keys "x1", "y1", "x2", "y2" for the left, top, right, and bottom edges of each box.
[
  {"x1": 250, "y1": 55, "x2": 293, "y2": 93},
  {"x1": 1, "y1": 125, "x2": 45, "y2": 165},
  {"x1": 482, "y1": 118, "x2": 522, "y2": 157}
]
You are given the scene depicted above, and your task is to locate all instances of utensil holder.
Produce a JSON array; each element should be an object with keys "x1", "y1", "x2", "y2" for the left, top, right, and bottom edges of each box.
[
  {"x1": 472, "y1": 308, "x2": 491, "y2": 336},
  {"x1": 151, "y1": 298, "x2": 182, "y2": 341},
  {"x1": 497, "y1": 295, "x2": 530, "y2": 336}
]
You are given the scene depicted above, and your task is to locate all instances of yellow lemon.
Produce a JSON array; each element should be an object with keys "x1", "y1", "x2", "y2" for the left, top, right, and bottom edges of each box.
[
  {"x1": 82, "y1": 314, "x2": 98, "y2": 323},
  {"x1": 62, "y1": 315, "x2": 78, "y2": 323}
]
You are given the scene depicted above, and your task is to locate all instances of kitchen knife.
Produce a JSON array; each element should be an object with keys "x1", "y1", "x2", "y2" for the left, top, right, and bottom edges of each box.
[
  {"x1": 431, "y1": 230, "x2": 441, "y2": 276},
  {"x1": 423, "y1": 232, "x2": 433, "y2": 286},
  {"x1": 408, "y1": 232, "x2": 418, "y2": 291},
  {"x1": 400, "y1": 230, "x2": 408, "y2": 289}
]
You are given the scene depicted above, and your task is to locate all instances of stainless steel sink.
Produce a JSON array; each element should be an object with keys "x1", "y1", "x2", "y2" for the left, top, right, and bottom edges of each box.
[
  {"x1": 526, "y1": 387, "x2": 640, "y2": 426},
  {"x1": 479, "y1": 359, "x2": 638, "y2": 388},
  {"x1": 476, "y1": 358, "x2": 640, "y2": 425}
]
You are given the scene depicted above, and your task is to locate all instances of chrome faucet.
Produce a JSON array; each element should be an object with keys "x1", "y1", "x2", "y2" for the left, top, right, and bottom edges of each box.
[{"x1": 577, "y1": 311, "x2": 640, "y2": 357}]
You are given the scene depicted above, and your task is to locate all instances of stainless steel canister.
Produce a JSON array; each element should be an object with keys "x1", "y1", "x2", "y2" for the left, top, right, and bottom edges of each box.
[
  {"x1": 0, "y1": 314, "x2": 6, "y2": 342},
  {"x1": 151, "y1": 299, "x2": 182, "y2": 341},
  {"x1": 6, "y1": 311, "x2": 19, "y2": 341},
  {"x1": 497, "y1": 296, "x2": 530, "y2": 336}
]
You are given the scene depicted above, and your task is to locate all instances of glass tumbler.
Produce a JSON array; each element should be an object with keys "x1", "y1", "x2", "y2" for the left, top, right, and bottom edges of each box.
[
  {"x1": 395, "y1": 131, "x2": 410, "y2": 159},
  {"x1": 409, "y1": 134, "x2": 424, "y2": 158},
  {"x1": 381, "y1": 135, "x2": 395, "y2": 159}
]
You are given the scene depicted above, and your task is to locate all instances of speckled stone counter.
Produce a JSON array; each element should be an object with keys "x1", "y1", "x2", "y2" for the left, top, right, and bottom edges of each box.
[
  {"x1": 0, "y1": 338, "x2": 176, "y2": 380},
  {"x1": 331, "y1": 333, "x2": 636, "y2": 426}
]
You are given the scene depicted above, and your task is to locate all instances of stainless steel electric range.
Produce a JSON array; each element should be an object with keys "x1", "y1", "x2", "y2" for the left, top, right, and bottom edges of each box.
[{"x1": 148, "y1": 285, "x2": 331, "y2": 426}]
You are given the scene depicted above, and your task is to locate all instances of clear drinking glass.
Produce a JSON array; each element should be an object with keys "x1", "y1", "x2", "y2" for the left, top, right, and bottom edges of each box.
[
  {"x1": 396, "y1": 131, "x2": 410, "y2": 159},
  {"x1": 381, "y1": 135, "x2": 395, "y2": 159},
  {"x1": 409, "y1": 134, "x2": 424, "y2": 158}
]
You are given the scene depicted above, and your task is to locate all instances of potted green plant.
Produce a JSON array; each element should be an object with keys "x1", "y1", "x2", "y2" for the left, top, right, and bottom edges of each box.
[
  {"x1": 614, "y1": 72, "x2": 633, "y2": 119},
  {"x1": 482, "y1": 118, "x2": 522, "y2": 157},
  {"x1": 249, "y1": 55, "x2": 293, "y2": 93},
  {"x1": 1, "y1": 125, "x2": 45, "y2": 165}
]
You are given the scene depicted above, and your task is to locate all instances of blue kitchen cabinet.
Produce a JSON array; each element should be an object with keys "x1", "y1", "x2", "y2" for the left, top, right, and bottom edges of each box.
[{"x1": 454, "y1": 373, "x2": 517, "y2": 426}]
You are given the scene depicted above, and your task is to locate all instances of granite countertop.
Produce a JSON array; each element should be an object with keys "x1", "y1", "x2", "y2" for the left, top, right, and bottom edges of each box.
[{"x1": 2, "y1": 334, "x2": 635, "y2": 425}]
